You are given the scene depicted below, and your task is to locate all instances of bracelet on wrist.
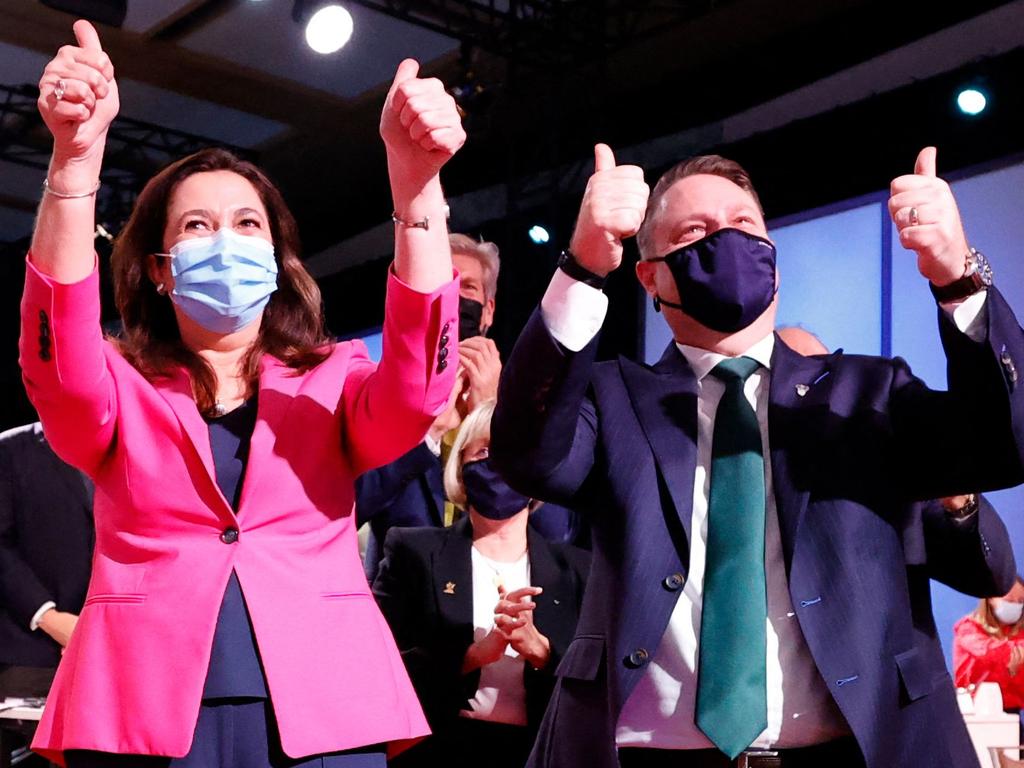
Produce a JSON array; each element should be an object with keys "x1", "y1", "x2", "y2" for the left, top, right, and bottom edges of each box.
[
  {"x1": 43, "y1": 178, "x2": 101, "y2": 199},
  {"x1": 392, "y1": 203, "x2": 450, "y2": 231}
]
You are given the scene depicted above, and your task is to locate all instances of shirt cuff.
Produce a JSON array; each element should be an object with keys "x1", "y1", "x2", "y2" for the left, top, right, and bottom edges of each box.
[
  {"x1": 540, "y1": 268, "x2": 609, "y2": 352},
  {"x1": 424, "y1": 434, "x2": 442, "y2": 457},
  {"x1": 30, "y1": 601, "x2": 56, "y2": 632},
  {"x1": 940, "y1": 290, "x2": 988, "y2": 343}
]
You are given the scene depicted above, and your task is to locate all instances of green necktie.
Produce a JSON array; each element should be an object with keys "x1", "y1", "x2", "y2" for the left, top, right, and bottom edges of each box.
[{"x1": 695, "y1": 356, "x2": 768, "y2": 759}]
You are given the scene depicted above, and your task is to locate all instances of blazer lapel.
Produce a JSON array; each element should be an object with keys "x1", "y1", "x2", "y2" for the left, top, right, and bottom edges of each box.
[
  {"x1": 768, "y1": 336, "x2": 839, "y2": 569},
  {"x1": 435, "y1": 517, "x2": 474, "y2": 631},
  {"x1": 620, "y1": 344, "x2": 699, "y2": 544},
  {"x1": 526, "y1": 526, "x2": 572, "y2": 637},
  {"x1": 153, "y1": 368, "x2": 233, "y2": 519}
]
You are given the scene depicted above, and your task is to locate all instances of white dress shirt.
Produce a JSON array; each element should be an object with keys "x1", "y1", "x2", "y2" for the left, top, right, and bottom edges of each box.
[{"x1": 538, "y1": 267, "x2": 988, "y2": 750}]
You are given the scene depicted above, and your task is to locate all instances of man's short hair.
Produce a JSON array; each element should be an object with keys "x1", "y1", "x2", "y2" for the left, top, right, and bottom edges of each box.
[
  {"x1": 450, "y1": 233, "x2": 500, "y2": 301},
  {"x1": 636, "y1": 155, "x2": 764, "y2": 261}
]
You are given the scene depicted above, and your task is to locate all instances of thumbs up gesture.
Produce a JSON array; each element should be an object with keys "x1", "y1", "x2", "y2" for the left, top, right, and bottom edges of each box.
[
  {"x1": 380, "y1": 58, "x2": 466, "y2": 191},
  {"x1": 569, "y1": 144, "x2": 650, "y2": 277},
  {"x1": 888, "y1": 147, "x2": 971, "y2": 287},
  {"x1": 37, "y1": 20, "x2": 119, "y2": 163}
]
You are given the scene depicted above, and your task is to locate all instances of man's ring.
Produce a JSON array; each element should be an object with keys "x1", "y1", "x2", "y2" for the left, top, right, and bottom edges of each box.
[
  {"x1": 54, "y1": 79, "x2": 66, "y2": 101},
  {"x1": 908, "y1": 207, "x2": 920, "y2": 227}
]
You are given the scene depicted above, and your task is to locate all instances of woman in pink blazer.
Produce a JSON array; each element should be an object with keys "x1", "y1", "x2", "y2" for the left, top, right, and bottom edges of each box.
[{"x1": 20, "y1": 20, "x2": 464, "y2": 768}]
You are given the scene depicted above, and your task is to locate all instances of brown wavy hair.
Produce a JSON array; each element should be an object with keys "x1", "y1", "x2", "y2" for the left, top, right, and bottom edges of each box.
[{"x1": 111, "y1": 148, "x2": 331, "y2": 416}]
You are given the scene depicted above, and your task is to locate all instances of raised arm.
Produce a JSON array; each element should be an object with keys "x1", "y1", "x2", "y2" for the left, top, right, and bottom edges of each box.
[
  {"x1": 19, "y1": 21, "x2": 120, "y2": 474},
  {"x1": 31, "y1": 20, "x2": 118, "y2": 282},
  {"x1": 341, "y1": 60, "x2": 465, "y2": 475}
]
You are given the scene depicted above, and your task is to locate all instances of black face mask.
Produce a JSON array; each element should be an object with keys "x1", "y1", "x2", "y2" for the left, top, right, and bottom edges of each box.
[
  {"x1": 649, "y1": 227, "x2": 777, "y2": 333},
  {"x1": 459, "y1": 296, "x2": 485, "y2": 340},
  {"x1": 462, "y1": 459, "x2": 530, "y2": 520}
]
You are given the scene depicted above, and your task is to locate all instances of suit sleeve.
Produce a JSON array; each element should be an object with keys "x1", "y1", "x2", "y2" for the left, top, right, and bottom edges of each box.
[
  {"x1": 491, "y1": 309, "x2": 602, "y2": 506},
  {"x1": 0, "y1": 435, "x2": 54, "y2": 627},
  {"x1": 888, "y1": 288, "x2": 1024, "y2": 498},
  {"x1": 19, "y1": 258, "x2": 116, "y2": 476},
  {"x1": 355, "y1": 442, "x2": 439, "y2": 528},
  {"x1": 922, "y1": 496, "x2": 1016, "y2": 598},
  {"x1": 341, "y1": 270, "x2": 459, "y2": 477}
]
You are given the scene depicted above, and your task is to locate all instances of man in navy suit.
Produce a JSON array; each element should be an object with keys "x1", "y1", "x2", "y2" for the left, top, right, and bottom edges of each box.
[
  {"x1": 491, "y1": 144, "x2": 1024, "y2": 768},
  {"x1": 0, "y1": 422, "x2": 94, "y2": 698}
]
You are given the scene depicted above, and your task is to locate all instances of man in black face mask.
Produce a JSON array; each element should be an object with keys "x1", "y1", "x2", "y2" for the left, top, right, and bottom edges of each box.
[
  {"x1": 491, "y1": 144, "x2": 1024, "y2": 768},
  {"x1": 357, "y1": 234, "x2": 504, "y2": 583}
]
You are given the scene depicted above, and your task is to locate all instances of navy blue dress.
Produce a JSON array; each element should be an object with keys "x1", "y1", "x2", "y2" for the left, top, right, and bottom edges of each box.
[{"x1": 65, "y1": 397, "x2": 385, "y2": 768}]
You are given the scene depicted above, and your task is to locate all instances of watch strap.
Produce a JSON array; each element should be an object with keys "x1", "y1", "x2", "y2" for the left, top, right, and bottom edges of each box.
[{"x1": 558, "y1": 250, "x2": 608, "y2": 290}]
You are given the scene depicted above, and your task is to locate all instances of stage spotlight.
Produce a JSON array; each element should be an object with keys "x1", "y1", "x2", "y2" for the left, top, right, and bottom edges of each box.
[
  {"x1": 38, "y1": 0, "x2": 127, "y2": 27},
  {"x1": 528, "y1": 225, "x2": 550, "y2": 245},
  {"x1": 956, "y1": 87, "x2": 987, "y2": 116},
  {"x1": 293, "y1": 2, "x2": 353, "y2": 54}
]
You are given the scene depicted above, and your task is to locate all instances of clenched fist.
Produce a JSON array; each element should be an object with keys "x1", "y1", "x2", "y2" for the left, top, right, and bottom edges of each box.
[
  {"x1": 569, "y1": 143, "x2": 650, "y2": 277},
  {"x1": 380, "y1": 59, "x2": 466, "y2": 192},
  {"x1": 889, "y1": 147, "x2": 971, "y2": 287}
]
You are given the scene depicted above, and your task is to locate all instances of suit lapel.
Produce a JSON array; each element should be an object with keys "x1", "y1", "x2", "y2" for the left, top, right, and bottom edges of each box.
[
  {"x1": 153, "y1": 367, "x2": 234, "y2": 519},
  {"x1": 768, "y1": 337, "x2": 839, "y2": 569},
  {"x1": 527, "y1": 526, "x2": 571, "y2": 636},
  {"x1": 435, "y1": 517, "x2": 474, "y2": 630},
  {"x1": 620, "y1": 344, "x2": 699, "y2": 543}
]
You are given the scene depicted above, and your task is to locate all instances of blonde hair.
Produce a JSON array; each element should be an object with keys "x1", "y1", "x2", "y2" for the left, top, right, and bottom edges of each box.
[
  {"x1": 450, "y1": 233, "x2": 500, "y2": 301},
  {"x1": 973, "y1": 577, "x2": 1024, "y2": 637},
  {"x1": 443, "y1": 399, "x2": 496, "y2": 509}
]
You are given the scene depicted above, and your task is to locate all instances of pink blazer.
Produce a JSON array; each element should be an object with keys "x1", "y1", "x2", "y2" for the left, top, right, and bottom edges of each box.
[{"x1": 19, "y1": 258, "x2": 458, "y2": 764}]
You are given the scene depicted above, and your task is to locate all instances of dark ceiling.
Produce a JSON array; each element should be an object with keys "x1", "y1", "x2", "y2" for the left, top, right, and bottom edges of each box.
[{"x1": 0, "y1": 0, "x2": 1022, "y2": 428}]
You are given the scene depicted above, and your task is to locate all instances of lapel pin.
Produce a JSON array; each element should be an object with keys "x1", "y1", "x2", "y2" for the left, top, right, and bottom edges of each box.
[
  {"x1": 553, "y1": 598, "x2": 561, "y2": 605},
  {"x1": 795, "y1": 384, "x2": 810, "y2": 397},
  {"x1": 443, "y1": 581, "x2": 456, "y2": 595}
]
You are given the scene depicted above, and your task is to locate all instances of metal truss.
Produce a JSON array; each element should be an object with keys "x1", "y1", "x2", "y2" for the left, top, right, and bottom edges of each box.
[
  {"x1": 349, "y1": 0, "x2": 733, "y2": 65},
  {"x1": 0, "y1": 83, "x2": 253, "y2": 239}
]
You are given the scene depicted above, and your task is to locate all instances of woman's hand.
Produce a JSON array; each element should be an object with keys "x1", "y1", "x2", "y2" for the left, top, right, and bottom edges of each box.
[
  {"x1": 461, "y1": 626, "x2": 509, "y2": 674},
  {"x1": 380, "y1": 59, "x2": 465, "y2": 197},
  {"x1": 494, "y1": 585, "x2": 551, "y2": 670},
  {"x1": 38, "y1": 20, "x2": 119, "y2": 171}
]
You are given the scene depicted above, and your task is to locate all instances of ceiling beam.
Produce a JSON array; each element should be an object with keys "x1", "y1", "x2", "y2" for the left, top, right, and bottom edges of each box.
[{"x1": 0, "y1": 0, "x2": 359, "y2": 132}]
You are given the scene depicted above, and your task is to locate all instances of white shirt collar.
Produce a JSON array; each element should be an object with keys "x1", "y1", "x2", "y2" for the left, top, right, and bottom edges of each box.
[{"x1": 674, "y1": 332, "x2": 775, "y2": 382}]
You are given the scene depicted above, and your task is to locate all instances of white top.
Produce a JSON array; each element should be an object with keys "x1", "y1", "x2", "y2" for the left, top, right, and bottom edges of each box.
[
  {"x1": 538, "y1": 268, "x2": 988, "y2": 750},
  {"x1": 460, "y1": 547, "x2": 531, "y2": 726}
]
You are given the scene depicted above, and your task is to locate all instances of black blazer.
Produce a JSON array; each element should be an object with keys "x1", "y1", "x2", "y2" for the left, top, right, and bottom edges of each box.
[
  {"x1": 0, "y1": 422, "x2": 94, "y2": 667},
  {"x1": 372, "y1": 517, "x2": 590, "y2": 734}
]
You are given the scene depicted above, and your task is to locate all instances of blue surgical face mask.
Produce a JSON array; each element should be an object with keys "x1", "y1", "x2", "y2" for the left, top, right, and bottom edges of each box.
[{"x1": 165, "y1": 228, "x2": 279, "y2": 334}]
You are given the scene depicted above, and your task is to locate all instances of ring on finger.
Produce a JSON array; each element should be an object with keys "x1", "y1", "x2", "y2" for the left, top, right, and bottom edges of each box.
[
  {"x1": 908, "y1": 206, "x2": 920, "y2": 227},
  {"x1": 54, "y1": 79, "x2": 66, "y2": 101}
]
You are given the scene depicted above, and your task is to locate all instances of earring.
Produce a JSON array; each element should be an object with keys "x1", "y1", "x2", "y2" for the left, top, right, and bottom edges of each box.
[
  {"x1": 652, "y1": 296, "x2": 661, "y2": 313},
  {"x1": 156, "y1": 282, "x2": 166, "y2": 296}
]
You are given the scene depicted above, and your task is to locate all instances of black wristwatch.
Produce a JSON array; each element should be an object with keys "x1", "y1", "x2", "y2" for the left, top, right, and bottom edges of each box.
[
  {"x1": 930, "y1": 248, "x2": 993, "y2": 303},
  {"x1": 558, "y1": 250, "x2": 608, "y2": 290}
]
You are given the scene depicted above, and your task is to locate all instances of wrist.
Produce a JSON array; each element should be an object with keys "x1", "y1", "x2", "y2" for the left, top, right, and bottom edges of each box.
[
  {"x1": 558, "y1": 249, "x2": 609, "y2": 288},
  {"x1": 387, "y1": 160, "x2": 444, "y2": 210}
]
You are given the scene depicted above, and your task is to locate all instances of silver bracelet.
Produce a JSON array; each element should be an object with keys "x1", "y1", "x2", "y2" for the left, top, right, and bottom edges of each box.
[
  {"x1": 43, "y1": 178, "x2": 101, "y2": 199},
  {"x1": 391, "y1": 203, "x2": 450, "y2": 231}
]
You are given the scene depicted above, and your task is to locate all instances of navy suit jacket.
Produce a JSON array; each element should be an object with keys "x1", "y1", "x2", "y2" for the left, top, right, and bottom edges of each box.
[
  {"x1": 0, "y1": 423, "x2": 94, "y2": 668},
  {"x1": 357, "y1": 442, "x2": 445, "y2": 582},
  {"x1": 491, "y1": 288, "x2": 1024, "y2": 768}
]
